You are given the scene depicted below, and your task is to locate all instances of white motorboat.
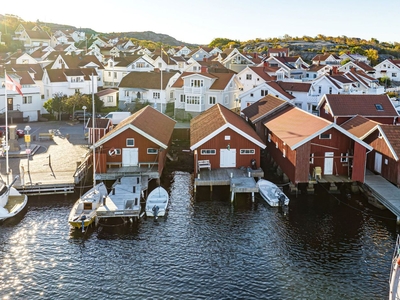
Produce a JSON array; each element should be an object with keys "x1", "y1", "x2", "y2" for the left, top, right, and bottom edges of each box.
[
  {"x1": 146, "y1": 186, "x2": 169, "y2": 219},
  {"x1": 389, "y1": 235, "x2": 400, "y2": 300},
  {"x1": 0, "y1": 176, "x2": 28, "y2": 222},
  {"x1": 256, "y1": 179, "x2": 289, "y2": 207},
  {"x1": 68, "y1": 182, "x2": 108, "y2": 230}
]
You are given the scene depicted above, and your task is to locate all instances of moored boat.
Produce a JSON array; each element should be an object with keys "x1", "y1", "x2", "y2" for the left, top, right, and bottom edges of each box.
[
  {"x1": 390, "y1": 235, "x2": 400, "y2": 300},
  {"x1": 256, "y1": 179, "x2": 289, "y2": 207},
  {"x1": 145, "y1": 186, "x2": 169, "y2": 219},
  {"x1": 0, "y1": 176, "x2": 28, "y2": 222}
]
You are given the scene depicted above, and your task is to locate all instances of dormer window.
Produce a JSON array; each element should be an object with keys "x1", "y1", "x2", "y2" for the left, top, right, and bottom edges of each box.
[{"x1": 375, "y1": 104, "x2": 384, "y2": 111}]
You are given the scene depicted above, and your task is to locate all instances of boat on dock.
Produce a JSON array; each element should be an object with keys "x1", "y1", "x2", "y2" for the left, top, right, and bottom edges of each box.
[
  {"x1": 96, "y1": 176, "x2": 142, "y2": 221},
  {"x1": 389, "y1": 235, "x2": 400, "y2": 300},
  {"x1": 256, "y1": 179, "x2": 289, "y2": 207},
  {"x1": 0, "y1": 176, "x2": 28, "y2": 222},
  {"x1": 145, "y1": 186, "x2": 169, "y2": 219}
]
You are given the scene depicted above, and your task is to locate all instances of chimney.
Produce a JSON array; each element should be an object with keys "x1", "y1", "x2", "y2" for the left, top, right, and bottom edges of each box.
[
  {"x1": 201, "y1": 66, "x2": 208, "y2": 73},
  {"x1": 253, "y1": 53, "x2": 257, "y2": 58},
  {"x1": 332, "y1": 66, "x2": 338, "y2": 74}
]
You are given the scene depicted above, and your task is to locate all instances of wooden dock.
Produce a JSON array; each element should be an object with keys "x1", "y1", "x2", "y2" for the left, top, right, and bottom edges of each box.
[
  {"x1": 194, "y1": 167, "x2": 264, "y2": 202},
  {"x1": 364, "y1": 173, "x2": 400, "y2": 223}
]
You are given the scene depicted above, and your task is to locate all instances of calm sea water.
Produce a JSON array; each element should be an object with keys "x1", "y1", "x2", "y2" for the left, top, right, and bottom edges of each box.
[{"x1": 0, "y1": 171, "x2": 396, "y2": 300}]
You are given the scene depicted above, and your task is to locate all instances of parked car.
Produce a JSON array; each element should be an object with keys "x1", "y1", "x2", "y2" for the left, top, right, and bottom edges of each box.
[
  {"x1": 0, "y1": 126, "x2": 25, "y2": 138},
  {"x1": 71, "y1": 110, "x2": 92, "y2": 122}
]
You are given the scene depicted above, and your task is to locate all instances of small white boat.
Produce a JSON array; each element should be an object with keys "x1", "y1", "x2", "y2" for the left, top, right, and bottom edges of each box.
[
  {"x1": 256, "y1": 179, "x2": 289, "y2": 207},
  {"x1": 146, "y1": 186, "x2": 169, "y2": 219},
  {"x1": 0, "y1": 176, "x2": 28, "y2": 222},
  {"x1": 390, "y1": 235, "x2": 400, "y2": 300},
  {"x1": 68, "y1": 182, "x2": 108, "y2": 230}
]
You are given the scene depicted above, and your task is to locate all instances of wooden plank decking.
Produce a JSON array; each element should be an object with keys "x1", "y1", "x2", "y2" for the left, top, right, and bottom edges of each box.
[{"x1": 364, "y1": 173, "x2": 400, "y2": 222}]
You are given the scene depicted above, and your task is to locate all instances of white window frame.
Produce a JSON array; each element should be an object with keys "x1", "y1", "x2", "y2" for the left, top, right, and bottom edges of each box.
[
  {"x1": 147, "y1": 148, "x2": 158, "y2": 154},
  {"x1": 153, "y1": 92, "x2": 160, "y2": 99},
  {"x1": 340, "y1": 152, "x2": 348, "y2": 162},
  {"x1": 310, "y1": 153, "x2": 314, "y2": 164},
  {"x1": 23, "y1": 96, "x2": 32, "y2": 104},
  {"x1": 200, "y1": 149, "x2": 216, "y2": 155},
  {"x1": 126, "y1": 138, "x2": 135, "y2": 147},
  {"x1": 209, "y1": 96, "x2": 216, "y2": 105},
  {"x1": 240, "y1": 149, "x2": 255, "y2": 155},
  {"x1": 319, "y1": 133, "x2": 331, "y2": 139}
]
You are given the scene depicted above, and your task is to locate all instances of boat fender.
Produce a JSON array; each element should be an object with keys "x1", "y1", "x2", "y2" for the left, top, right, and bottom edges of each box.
[
  {"x1": 108, "y1": 148, "x2": 116, "y2": 157},
  {"x1": 397, "y1": 257, "x2": 400, "y2": 266}
]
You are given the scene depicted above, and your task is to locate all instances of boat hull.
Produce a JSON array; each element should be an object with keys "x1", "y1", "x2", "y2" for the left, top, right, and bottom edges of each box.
[
  {"x1": 68, "y1": 182, "x2": 108, "y2": 229},
  {"x1": 145, "y1": 186, "x2": 169, "y2": 218},
  {"x1": 0, "y1": 188, "x2": 28, "y2": 222},
  {"x1": 390, "y1": 235, "x2": 400, "y2": 300}
]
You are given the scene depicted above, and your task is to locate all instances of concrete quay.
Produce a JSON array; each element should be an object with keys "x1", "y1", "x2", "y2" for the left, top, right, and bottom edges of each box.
[{"x1": 0, "y1": 121, "x2": 90, "y2": 195}]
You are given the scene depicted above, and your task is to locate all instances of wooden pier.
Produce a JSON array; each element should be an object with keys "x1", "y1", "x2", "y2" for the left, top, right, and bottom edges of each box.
[
  {"x1": 364, "y1": 172, "x2": 400, "y2": 224},
  {"x1": 194, "y1": 167, "x2": 264, "y2": 202}
]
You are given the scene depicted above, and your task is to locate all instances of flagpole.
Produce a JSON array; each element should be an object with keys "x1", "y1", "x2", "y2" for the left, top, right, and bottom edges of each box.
[
  {"x1": 160, "y1": 45, "x2": 163, "y2": 112},
  {"x1": 4, "y1": 70, "x2": 9, "y2": 184}
]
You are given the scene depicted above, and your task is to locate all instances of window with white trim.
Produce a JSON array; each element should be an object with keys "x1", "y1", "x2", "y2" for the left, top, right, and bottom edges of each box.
[
  {"x1": 190, "y1": 79, "x2": 204, "y2": 87},
  {"x1": 319, "y1": 133, "x2": 331, "y2": 139},
  {"x1": 340, "y1": 153, "x2": 348, "y2": 162},
  {"x1": 186, "y1": 95, "x2": 200, "y2": 104},
  {"x1": 147, "y1": 148, "x2": 158, "y2": 154},
  {"x1": 126, "y1": 138, "x2": 135, "y2": 147},
  {"x1": 240, "y1": 149, "x2": 255, "y2": 155},
  {"x1": 200, "y1": 149, "x2": 216, "y2": 155},
  {"x1": 310, "y1": 153, "x2": 314, "y2": 164},
  {"x1": 23, "y1": 96, "x2": 32, "y2": 104},
  {"x1": 261, "y1": 90, "x2": 268, "y2": 96},
  {"x1": 225, "y1": 135, "x2": 231, "y2": 140},
  {"x1": 180, "y1": 94, "x2": 185, "y2": 103},
  {"x1": 107, "y1": 96, "x2": 113, "y2": 103},
  {"x1": 153, "y1": 92, "x2": 160, "y2": 99},
  {"x1": 209, "y1": 96, "x2": 216, "y2": 105},
  {"x1": 246, "y1": 74, "x2": 252, "y2": 80}
]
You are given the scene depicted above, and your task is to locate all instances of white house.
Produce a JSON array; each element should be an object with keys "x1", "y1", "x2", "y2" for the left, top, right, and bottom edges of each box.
[
  {"x1": 374, "y1": 59, "x2": 400, "y2": 82},
  {"x1": 95, "y1": 89, "x2": 118, "y2": 108},
  {"x1": 236, "y1": 66, "x2": 274, "y2": 93},
  {"x1": 171, "y1": 71, "x2": 241, "y2": 119}
]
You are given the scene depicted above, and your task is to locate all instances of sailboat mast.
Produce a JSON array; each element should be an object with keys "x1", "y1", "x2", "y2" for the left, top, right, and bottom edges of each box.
[
  {"x1": 4, "y1": 70, "x2": 9, "y2": 184},
  {"x1": 92, "y1": 71, "x2": 96, "y2": 188}
]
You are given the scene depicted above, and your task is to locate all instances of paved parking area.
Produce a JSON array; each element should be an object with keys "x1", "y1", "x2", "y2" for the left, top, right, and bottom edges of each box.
[{"x1": 0, "y1": 121, "x2": 91, "y2": 187}]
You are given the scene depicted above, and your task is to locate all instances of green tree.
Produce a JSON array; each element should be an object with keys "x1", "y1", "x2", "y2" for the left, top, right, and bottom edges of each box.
[{"x1": 341, "y1": 58, "x2": 351, "y2": 65}]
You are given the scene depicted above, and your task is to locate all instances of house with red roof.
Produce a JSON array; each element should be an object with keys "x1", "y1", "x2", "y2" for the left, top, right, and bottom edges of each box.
[
  {"x1": 342, "y1": 115, "x2": 400, "y2": 187},
  {"x1": 93, "y1": 105, "x2": 176, "y2": 180},
  {"x1": 373, "y1": 59, "x2": 400, "y2": 82},
  {"x1": 242, "y1": 95, "x2": 372, "y2": 185},
  {"x1": 190, "y1": 104, "x2": 266, "y2": 176},
  {"x1": 317, "y1": 94, "x2": 399, "y2": 125}
]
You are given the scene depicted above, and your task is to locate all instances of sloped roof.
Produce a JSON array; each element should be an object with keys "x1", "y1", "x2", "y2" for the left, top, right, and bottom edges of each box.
[
  {"x1": 380, "y1": 125, "x2": 400, "y2": 160},
  {"x1": 190, "y1": 104, "x2": 265, "y2": 150},
  {"x1": 276, "y1": 81, "x2": 311, "y2": 93},
  {"x1": 263, "y1": 106, "x2": 332, "y2": 149},
  {"x1": 5, "y1": 64, "x2": 44, "y2": 81},
  {"x1": 119, "y1": 70, "x2": 179, "y2": 89},
  {"x1": 96, "y1": 88, "x2": 118, "y2": 97},
  {"x1": 95, "y1": 105, "x2": 176, "y2": 149},
  {"x1": 248, "y1": 66, "x2": 274, "y2": 82},
  {"x1": 241, "y1": 95, "x2": 288, "y2": 124},
  {"x1": 25, "y1": 30, "x2": 50, "y2": 40},
  {"x1": 320, "y1": 94, "x2": 398, "y2": 117},
  {"x1": 86, "y1": 118, "x2": 111, "y2": 129},
  {"x1": 340, "y1": 115, "x2": 381, "y2": 139},
  {"x1": 170, "y1": 71, "x2": 234, "y2": 91}
]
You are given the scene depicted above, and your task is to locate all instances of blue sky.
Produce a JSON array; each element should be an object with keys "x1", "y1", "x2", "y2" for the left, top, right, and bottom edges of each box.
[{"x1": 4, "y1": 0, "x2": 400, "y2": 45}]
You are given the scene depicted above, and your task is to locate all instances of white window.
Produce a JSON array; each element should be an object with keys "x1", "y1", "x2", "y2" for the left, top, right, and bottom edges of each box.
[
  {"x1": 115, "y1": 149, "x2": 121, "y2": 155},
  {"x1": 224, "y1": 96, "x2": 228, "y2": 104},
  {"x1": 190, "y1": 79, "x2": 204, "y2": 87},
  {"x1": 180, "y1": 94, "x2": 186, "y2": 103},
  {"x1": 319, "y1": 133, "x2": 331, "y2": 139},
  {"x1": 147, "y1": 148, "x2": 158, "y2": 154},
  {"x1": 224, "y1": 135, "x2": 230, "y2": 140},
  {"x1": 246, "y1": 74, "x2": 252, "y2": 80},
  {"x1": 125, "y1": 90, "x2": 129, "y2": 97},
  {"x1": 186, "y1": 96, "x2": 200, "y2": 104},
  {"x1": 107, "y1": 96, "x2": 113, "y2": 103},
  {"x1": 209, "y1": 96, "x2": 216, "y2": 105},
  {"x1": 126, "y1": 138, "x2": 135, "y2": 147},
  {"x1": 310, "y1": 153, "x2": 314, "y2": 164},
  {"x1": 137, "y1": 62, "x2": 145, "y2": 68},
  {"x1": 340, "y1": 153, "x2": 348, "y2": 162},
  {"x1": 200, "y1": 149, "x2": 216, "y2": 155},
  {"x1": 329, "y1": 87, "x2": 332, "y2": 94},
  {"x1": 318, "y1": 86, "x2": 322, "y2": 94},
  {"x1": 261, "y1": 90, "x2": 268, "y2": 96},
  {"x1": 113, "y1": 72, "x2": 117, "y2": 79},
  {"x1": 275, "y1": 142, "x2": 278, "y2": 148},
  {"x1": 153, "y1": 92, "x2": 160, "y2": 99},
  {"x1": 23, "y1": 96, "x2": 32, "y2": 104},
  {"x1": 240, "y1": 149, "x2": 255, "y2": 155}
]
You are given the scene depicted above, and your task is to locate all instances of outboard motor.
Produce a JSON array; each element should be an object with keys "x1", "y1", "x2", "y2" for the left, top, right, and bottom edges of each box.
[
  {"x1": 152, "y1": 205, "x2": 160, "y2": 220},
  {"x1": 278, "y1": 193, "x2": 286, "y2": 207},
  {"x1": 80, "y1": 215, "x2": 87, "y2": 233}
]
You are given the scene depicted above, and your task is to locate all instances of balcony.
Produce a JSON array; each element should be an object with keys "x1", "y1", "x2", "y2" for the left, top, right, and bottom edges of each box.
[
  {"x1": 184, "y1": 87, "x2": 204, "y2": 94},
  {"x1": 69, "y1": 82, "x2": 85, "y2": 89},
  {"x1": 185, "y1": 103, "x2": 205, "y2": 112}
]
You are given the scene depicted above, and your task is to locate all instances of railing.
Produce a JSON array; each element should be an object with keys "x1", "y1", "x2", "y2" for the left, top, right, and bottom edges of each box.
[{"x1": 184, "y1": 87, "x2": 204, "y2": 94}]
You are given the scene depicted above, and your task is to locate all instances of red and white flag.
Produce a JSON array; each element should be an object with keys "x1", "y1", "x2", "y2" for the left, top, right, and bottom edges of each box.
[{"x1": 5, "y1": 74, "x2": 23, "y2": 96}]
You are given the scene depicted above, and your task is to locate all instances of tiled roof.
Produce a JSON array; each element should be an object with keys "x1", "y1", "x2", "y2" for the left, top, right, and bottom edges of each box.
[
  {"x1": 119, "y1": 70, "x2": 179, "y2": 89},
  {"x1": 248, "y1": 66, "x2": 274, "y2": 82},
  {"x1": 323, "y1": 94, "x2": 398, "y2": 117},
  {"x1": 46, "y1": 69, "x2": 67, "y2": 82},
  {"x1": 340, "y1": 115, "x2": 380, "y2": 138},
  {"x1": 380, "y1": 125, "x2": 400, "y2": 158},
  {"x1": 276, "y1": 81, "x2": 311, "y2": 93},
  {"x1": 86, "y1": 118, "x2": 111, "y2": 129},
  {"x1": 190, "y1": 103, "x2": 264, "y2": 148},
  {"x1": 266, "y1": 82, "x2": 295, "y2": 100},
  {"x1": 241, "y1": 95, "x2": 288, "y2": 123},
  {"x1": 264, "y1": 106, "x2": 331, "y2": 148},
  {"x1": 170, "y1": 72, "x2": 234, "y2": 91},
  {"x1": 25, "y1": 30, "x2": 50, "y2": 40},
  {"x1": 114, "y1": 105, "x2": 176, "y2": 147},
  {"x1": 5, "y1": 64, "x2": 44, "y2": 81},
  {"x1": 96, "y1": 89, "x2": 118, "y2": 97}
]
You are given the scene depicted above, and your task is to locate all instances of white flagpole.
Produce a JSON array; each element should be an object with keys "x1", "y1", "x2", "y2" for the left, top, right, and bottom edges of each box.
[
  {"x1": 4, "y1": 70, "x2": 9, "y2": 184},
  {"x1": 160, "y1": 45, "x2": 163, "y2": 112}
]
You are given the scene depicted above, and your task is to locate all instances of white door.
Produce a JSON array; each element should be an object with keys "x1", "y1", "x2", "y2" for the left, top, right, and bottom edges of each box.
[
  {"x1": 374, "y1": 152, "x2": 382, "y2": 173},
  {"x1": 324, "y1": 152, "x2": 334, "y2": 175},
  {"x1": 220, "y1": 149, "x2": 236, "y2": 168},
  {"x1": 122, "y1": 148, "x2": 138, "y2": 166}
]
